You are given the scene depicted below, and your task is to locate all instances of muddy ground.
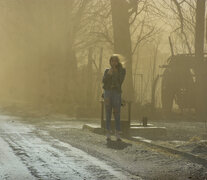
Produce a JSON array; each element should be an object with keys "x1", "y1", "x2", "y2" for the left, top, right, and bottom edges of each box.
[
  {"x1": 15, "y1": 113, "x2": 206, "y2": 180},
  {"x1": 1, "y1": 107, "x2": 207, "y2": 180}
]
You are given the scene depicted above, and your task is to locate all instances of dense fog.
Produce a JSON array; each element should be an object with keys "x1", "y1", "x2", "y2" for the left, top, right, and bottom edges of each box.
[{"x1": 0, "y1": 0, "x2": 206, "y2": 119}]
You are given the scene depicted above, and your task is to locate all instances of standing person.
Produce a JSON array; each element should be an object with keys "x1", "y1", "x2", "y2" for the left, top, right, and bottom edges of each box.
[{"x1": 102, "y1": 54, "x2": 126, "y2": 141}]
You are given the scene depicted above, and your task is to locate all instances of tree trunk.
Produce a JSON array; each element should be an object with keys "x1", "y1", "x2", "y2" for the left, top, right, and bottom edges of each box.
[
  {"x1": 195, "y1": 0, "x2": 206, "y2": 120},
  {"x1": 97, "y1": 48, "x2": 103, "y2": 100},
  {"x1": 151, "y1": 43, "x2": 159, "y2": 112},
  {"x1": 111, "y1": 0, "x2": 134, "y2": 101},
  {"x1": 86, "y1": 48, "x2": 93, "y2": 107},
  {"x1": 195, "y1": 0, "x2": 205, "y2": 59}
]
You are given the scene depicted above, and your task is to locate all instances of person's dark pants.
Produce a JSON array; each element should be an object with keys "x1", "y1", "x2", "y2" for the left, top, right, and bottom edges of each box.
[{"x1": 104, "y1": 90, "x2": 121, "y2": 131}]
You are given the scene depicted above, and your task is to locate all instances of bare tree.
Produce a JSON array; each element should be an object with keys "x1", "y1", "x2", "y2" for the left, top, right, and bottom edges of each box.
[{"x1": 157, "y1": 0, "x2": 196, "y2": 54}]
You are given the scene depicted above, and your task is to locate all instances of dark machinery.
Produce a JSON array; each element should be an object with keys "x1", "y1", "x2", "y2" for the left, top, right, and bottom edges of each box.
[{"x1": 161, "y1": 54, "x2": 197, "y2": 112}]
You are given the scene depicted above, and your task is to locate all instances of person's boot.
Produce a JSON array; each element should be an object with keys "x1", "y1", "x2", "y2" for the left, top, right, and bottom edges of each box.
[
  {"x1": 106, "y1": 130, "x2": 111, "y2": 141},
  {"x1": 115, "y1": 131, "x2": 121, "y2": 141}
]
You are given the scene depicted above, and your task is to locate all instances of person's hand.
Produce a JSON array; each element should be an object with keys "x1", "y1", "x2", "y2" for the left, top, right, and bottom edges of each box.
[
  {"x1": 108, "y1": 68, "x2": 113, "y2": 75},
  {"x1": 112, "y1": 67, "x2": 118, "y2": 72}
]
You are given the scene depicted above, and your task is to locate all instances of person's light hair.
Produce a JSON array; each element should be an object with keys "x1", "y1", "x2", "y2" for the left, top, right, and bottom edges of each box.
[{"x1": 109, "y1": 54, "x2": 126, "y2": 69}]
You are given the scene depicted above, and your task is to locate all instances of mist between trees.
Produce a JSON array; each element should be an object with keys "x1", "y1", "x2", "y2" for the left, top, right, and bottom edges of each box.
[{"x1": 0, "y1": 0, "x2": 205, "y2": 118}]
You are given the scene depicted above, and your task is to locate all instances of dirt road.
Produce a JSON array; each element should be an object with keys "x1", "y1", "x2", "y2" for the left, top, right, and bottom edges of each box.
[
  {"x1": 0, "y1": 112, "x2": 207, "y2": 180},
  {"x1": 0, "y1": 115, "x2": 137, "y2": 180}
]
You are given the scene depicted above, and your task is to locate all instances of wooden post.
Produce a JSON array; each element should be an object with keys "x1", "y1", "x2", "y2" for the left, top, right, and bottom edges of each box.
[
  {"x1": 101, "y1": 100, "x2": 105, "y2": 129},
  {"x1": 127, "y1": 102, "x2": 131, "y2": 128}
]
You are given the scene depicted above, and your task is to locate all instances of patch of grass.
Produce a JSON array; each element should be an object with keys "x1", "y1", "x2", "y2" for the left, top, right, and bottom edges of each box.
[{"x1": 188, "y1": 136, "x2": 201, "y2": 143}]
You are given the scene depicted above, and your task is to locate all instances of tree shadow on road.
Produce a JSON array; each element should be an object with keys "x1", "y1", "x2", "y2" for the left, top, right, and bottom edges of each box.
[{"x1": 106, "y1": 140, "x2": 132, "y2": 150}]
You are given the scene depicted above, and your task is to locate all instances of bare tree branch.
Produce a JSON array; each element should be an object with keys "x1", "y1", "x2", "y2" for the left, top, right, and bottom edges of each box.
[{"x1": 132, "y1": 27, "x2": 155, "y2": 55}]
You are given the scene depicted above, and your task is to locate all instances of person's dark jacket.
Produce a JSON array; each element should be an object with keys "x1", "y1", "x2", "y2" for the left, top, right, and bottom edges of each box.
[{"x1": 102, "y1": 67, "x2": 126, "y2": 93}]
